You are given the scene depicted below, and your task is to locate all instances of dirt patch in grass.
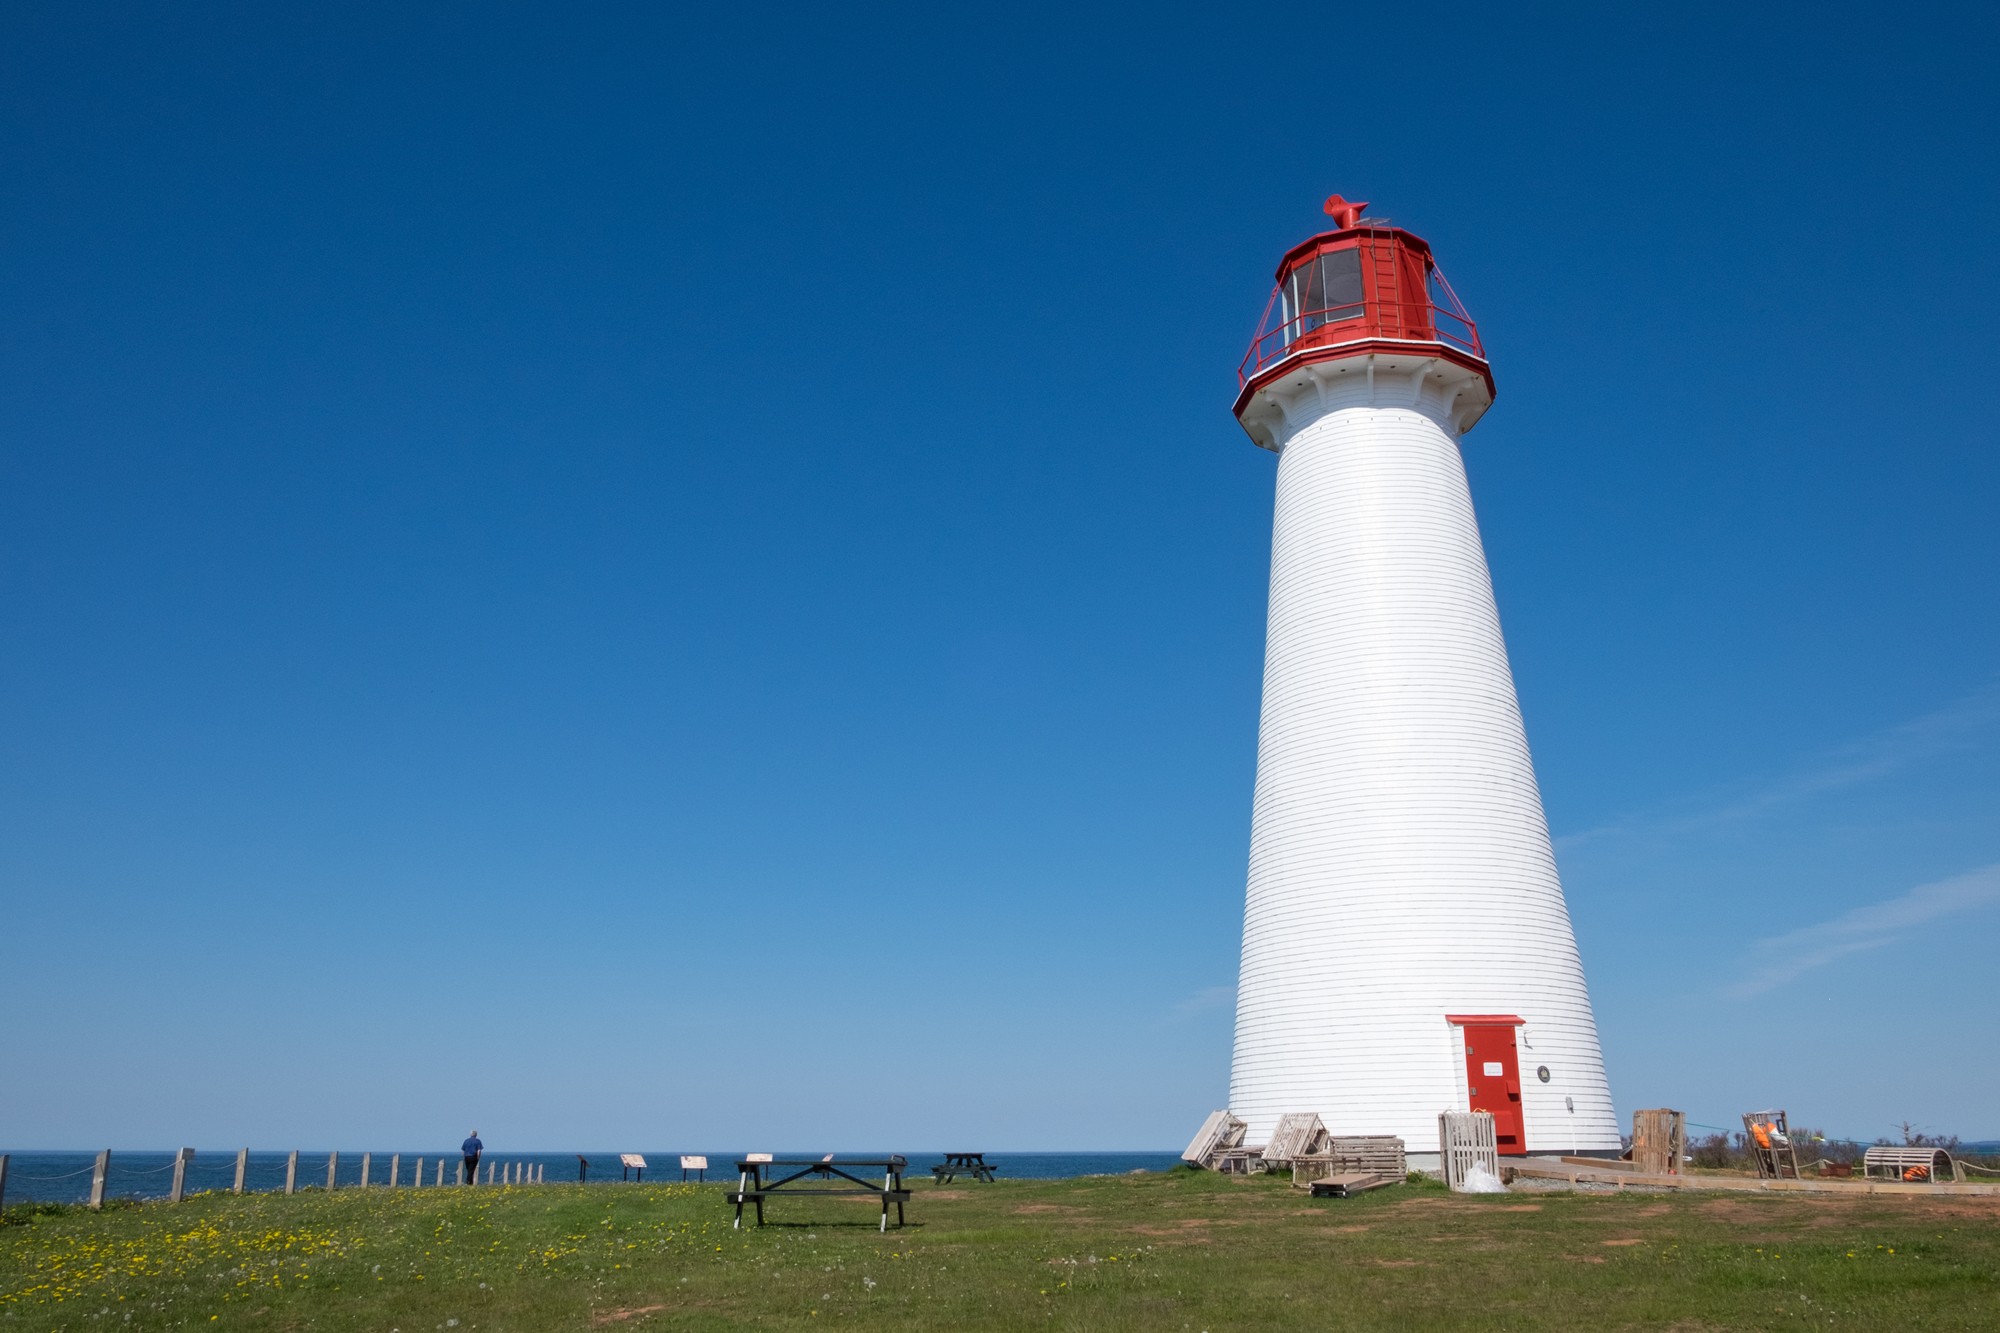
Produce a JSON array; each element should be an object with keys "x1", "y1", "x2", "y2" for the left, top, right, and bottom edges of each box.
[
  {"x1": 1907, "y1": 1198, "x2": 2000, "y2": 1218},
  {"x1": 1010, "y1": 1204, "x2": 1082, "y2": 1216},
  {"x1": 1601, "y1": 1239, "x2": 1645, "y2": 1247},
  {"x1": 1132, "y1": 1217, "x2": 1230, "y2": 1242},
  {"x1": 591, "y1": 1304, "x2": 667, "y2": 1326},
  {"x1": 1697, "y1": 1200, "x2": 1784, "y2": 1221},
  {"x1": 1385, "y1": 1197, "x2": 1457, "y2": 1212}
]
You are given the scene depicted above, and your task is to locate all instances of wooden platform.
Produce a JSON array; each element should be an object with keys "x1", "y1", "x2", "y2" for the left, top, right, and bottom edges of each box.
[
  {"x1": 1305, "y1": 1172, "x2": 1396, "y2": 1198},
  {"x1": 1511, "y1": 1159, "x2": 2000, "y2": 1197}
]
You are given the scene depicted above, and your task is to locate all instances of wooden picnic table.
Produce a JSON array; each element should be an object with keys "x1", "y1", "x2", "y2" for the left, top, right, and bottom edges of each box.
[
  {"x1": 932, "y1": 1152, "x2": 997, "y2": 1184},
  {"x1": 729, "y1": 1157, "x2": 910, "y2": 1231}
]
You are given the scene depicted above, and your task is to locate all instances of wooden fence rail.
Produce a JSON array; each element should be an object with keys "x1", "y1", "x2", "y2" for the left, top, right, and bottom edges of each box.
[{"x1": 10, "y1": 1152, "x2": 653, "y2": 1209}]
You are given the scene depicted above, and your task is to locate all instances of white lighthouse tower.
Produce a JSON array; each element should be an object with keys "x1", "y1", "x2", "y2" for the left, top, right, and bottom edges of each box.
[{"x1": 1222, "y1": 196, "x2": 1618, "y2": 1157}]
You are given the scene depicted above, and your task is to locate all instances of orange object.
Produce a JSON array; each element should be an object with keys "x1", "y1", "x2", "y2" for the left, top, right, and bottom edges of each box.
[
  {"x1": 1904, "y1": 1165, "x2": 1930, "y2": 1181},
  {"x1": 1750, "y1": 1122, "x2": 1774, "y2": 1149}
]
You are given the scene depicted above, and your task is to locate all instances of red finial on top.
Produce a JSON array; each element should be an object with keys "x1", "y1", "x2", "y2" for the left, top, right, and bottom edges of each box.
[{"x1": 1323, "y1": 194, "x2": 1369, "y2": 229}]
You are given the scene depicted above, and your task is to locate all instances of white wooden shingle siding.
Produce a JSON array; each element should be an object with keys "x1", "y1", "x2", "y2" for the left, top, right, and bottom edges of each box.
[{"x1": 1228, "y1": 358, "x2": 1619, "y2": 1155}]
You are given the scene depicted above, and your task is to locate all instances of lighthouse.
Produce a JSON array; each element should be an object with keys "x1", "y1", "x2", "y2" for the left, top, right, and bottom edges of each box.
[{"x1": 1222, "y1": 196, "x2": 1618, "y2": 1157}]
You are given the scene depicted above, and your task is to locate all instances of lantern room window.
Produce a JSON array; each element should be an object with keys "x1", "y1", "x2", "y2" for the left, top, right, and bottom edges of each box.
[{"x1": 1279, "y1": 248, "x2": 1365, "y2": 339}]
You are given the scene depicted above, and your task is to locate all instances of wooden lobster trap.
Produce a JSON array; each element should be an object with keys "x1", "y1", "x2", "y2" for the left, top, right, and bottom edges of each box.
[
  {"x1": 1439, "y1": 1111, "x2": 1500, "y2": 1191},
  {"x1": 1742, "y1": 1110, "x2": 1802, "y2": 1180},
  {"x1": 1631, "y1": 1109, "x2": 1686, "y2": 1176},
  {"x1": 1862, "y1": 1146, "x2": 1962, "y2": 1184},
  {"x1": 1291, "y1": 1135, "x2": 1407, "y2": 1189},
  {"x1": 1263, "y1": 1113, "x2": 1330, "y2": 1167}
]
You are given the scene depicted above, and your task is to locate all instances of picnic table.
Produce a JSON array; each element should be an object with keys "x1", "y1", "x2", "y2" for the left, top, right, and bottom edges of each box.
[
  {"x1": 729, "y1": 1156, "x2": 911, "y2": 1231},
  {"x1": 932, "y1": 1152, "x2": 997, "y2": 1184}
]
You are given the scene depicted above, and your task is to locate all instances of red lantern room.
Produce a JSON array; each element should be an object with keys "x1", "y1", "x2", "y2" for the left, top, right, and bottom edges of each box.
[{"x1": 1232, "y1": 195, "x2": 1495, "y2": 449}]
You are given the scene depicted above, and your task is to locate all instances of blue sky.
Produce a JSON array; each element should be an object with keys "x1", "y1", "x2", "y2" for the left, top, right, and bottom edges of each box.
[{"x1": 3, "y1": 1, "x2": 1996, "y2": 1152}]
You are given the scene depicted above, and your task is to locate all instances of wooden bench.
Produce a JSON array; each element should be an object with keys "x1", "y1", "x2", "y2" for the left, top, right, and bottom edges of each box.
[
  {"x1": 1862, "y1": 1146, "x2": 1961, "y2": 1183},
  {"x1": 729, "y1": 1157, "x2": 911, "y2": 1231},
  {"x1": 932, "y1": 1153, "x2": 996, "y2": 1184}
]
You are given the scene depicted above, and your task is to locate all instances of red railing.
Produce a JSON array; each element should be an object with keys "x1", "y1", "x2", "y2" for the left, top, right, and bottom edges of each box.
[{"x1": 1236, "y1": 255, "x2": 1485, "y2": 388}]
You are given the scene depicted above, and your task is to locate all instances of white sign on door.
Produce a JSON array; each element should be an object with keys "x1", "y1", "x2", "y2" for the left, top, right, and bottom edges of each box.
[{"x1": 1483, "y1": 1061, "x2": 1504, "y2": 1076}]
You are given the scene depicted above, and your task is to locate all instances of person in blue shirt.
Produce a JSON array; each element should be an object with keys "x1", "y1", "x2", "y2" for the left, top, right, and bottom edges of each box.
[{"x1": 462, "y1": 1131, "x2": 483, "y2": 1185}]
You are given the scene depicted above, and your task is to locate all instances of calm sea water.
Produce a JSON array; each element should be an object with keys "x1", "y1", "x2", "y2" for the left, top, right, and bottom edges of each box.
[{"x1": 0, "y1": 1150, "x2": 1181, "y2": 1205}]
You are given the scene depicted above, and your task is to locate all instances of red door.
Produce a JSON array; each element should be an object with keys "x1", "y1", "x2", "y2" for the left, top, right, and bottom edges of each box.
[{"x1": 1462, "y1": 1024, "x2": 1527, "y2": 1155}]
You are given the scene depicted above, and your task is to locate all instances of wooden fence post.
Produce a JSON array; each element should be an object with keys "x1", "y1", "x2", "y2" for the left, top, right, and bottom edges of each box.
[
  {"x1": 0, "y1": 1153, "x2": 9, "y2": 1214},
  {"x1": 435, "y1": 1158, "x2": 444, "y2": 1186},
  {"x1": 486, "y1": 1160, "x2": 494, "y2": 1185},
  {"x1": 285, "y1": 1151, "x2": 298, "y2": 1195},
  {"x1": 360, "y1": 1152, "x2": 371, "y2": 1188},
  {"x1": 389, "y1": 1153, "x2": 400, "y2": 1187},
  {"x1": 327, "y1": 1151, "x2": 339, "y2": 1191},
  {"x1": 169, "y1": 1148, "x2": 195, "y2": 1203},
  {"x1": 90, "y1": 1150, "x2": 110, "y2": 1210},
  {"x1": 412, "y1": 1156, "x2": 423, "y2": 1187},
  {"x1": 234, "y1": 1149, "x2": 248, "y2": 1195}
]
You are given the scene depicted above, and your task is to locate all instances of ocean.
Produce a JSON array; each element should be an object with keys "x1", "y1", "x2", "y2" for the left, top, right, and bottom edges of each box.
[{"x1": 0, "y1": 1150, "x2": 1182, "y2": 1206}]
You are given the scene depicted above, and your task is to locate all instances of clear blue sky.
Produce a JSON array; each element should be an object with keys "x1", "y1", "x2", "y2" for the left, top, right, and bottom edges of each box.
[{"x1": 3, "y1": 1, "x2": 1996, "y2": 1152}]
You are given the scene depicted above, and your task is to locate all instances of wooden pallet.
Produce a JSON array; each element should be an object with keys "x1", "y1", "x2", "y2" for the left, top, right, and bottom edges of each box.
[{"x1": 1307, "y1": 1172, "x2": 1396, "y2": 1198}]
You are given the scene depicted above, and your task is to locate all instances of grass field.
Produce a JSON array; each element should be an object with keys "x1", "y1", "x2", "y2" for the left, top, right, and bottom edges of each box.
[{"x1": 4, "y1": 1168, "x2": 1998, "y2": 1330}]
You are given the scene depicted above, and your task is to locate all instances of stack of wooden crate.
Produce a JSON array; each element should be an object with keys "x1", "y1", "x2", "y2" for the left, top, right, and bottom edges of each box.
[{"x1": 1291, "y1": 1135, "x2": 1407, "y2": 1189}]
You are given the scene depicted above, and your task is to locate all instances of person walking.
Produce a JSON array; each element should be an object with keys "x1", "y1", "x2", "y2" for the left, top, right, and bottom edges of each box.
[{"x1": 462, "y1": 1130, "x2": 484, "y2": 1185}]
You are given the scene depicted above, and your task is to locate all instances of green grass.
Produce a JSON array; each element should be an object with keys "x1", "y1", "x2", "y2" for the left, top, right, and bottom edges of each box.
[{"x1": 4, "y1": 1168, "x2": 1998, "y2": 1330}]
